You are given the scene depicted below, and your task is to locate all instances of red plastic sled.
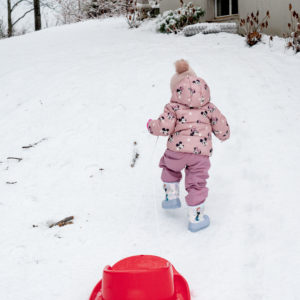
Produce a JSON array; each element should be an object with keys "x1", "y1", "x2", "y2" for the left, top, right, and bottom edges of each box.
[{"x1": 89, "y1": 255, "x2": 191, "y2": 300}]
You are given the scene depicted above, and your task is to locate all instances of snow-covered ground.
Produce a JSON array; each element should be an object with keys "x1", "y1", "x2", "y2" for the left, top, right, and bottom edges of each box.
[{"x1": 0, "y1": 18, "x2": 300, "y2": 300}]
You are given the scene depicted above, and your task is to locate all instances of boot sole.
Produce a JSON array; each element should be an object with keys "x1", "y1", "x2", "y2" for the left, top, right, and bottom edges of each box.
[
  {"x1": 188, "y1": 215, "x2": 210, "y2": 232},
  {"x1": 162, "y1": 198, "x2": 181, "y2": 209}
]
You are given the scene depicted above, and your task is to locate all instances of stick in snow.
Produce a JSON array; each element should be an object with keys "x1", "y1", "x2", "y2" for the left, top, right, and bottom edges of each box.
[
  {"x1": 49, "y1": 216, "x2": 74, "y2": 228},
  {"x1": 7, "y1": 157, "x2": 22, "y2": 162},
  {"x1": 131, "y1": 153, "x2": 139, "y2": 167},
  {"x1": 22, "y1": 138, "x2": 47, "y2": 149},
  {"x1": 131, "y1": 141, "x2": 140, "y2": 168}
]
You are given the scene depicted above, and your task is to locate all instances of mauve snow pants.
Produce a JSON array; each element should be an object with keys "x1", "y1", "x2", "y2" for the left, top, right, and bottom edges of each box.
[{"x1": 159, "y1": 149, "x2": 210, "y2": 206}]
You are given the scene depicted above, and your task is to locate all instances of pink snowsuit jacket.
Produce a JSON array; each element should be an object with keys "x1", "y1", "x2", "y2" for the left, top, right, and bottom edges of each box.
[{"x1": 148, "y1": 75, "x2": 230, "y2": 156}]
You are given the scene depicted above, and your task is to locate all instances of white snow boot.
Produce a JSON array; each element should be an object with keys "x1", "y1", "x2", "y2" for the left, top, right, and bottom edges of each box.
[
  {"x1": 162, "y1": 182, "x2": 181, "y2": 209},
  {"x1": 188, "y1": 203, "x2": 210, "y2": 232}
]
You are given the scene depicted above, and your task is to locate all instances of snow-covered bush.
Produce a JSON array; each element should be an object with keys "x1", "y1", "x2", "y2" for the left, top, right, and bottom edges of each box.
[
  {"x1": 239, "y1": 10, "x2": 270, "y2": 46},
  {"x1": 125, "y1": 0, "x2": 142, "y2": 28},
  {"x1": 284, "y1": 3, "x2": 300, "y2": 53},
  {"x1": 157, "y1": 2, "x2": 205, "y2": 34},
  {"x1": 86, "y1": 0, "x2": 125, "y2": 18},
  {"x1": 125, "y1": 0, "x2": 159, "y2": 28},
  {"x1": 56, "y1": 0, "x2": 87, "y2": 24},
  {"x1": 146, "y1": 0, "x2": 160, "y2": 18},
  {"x1": 56, "y1": 0, "x2": 127, "y2": 23}
]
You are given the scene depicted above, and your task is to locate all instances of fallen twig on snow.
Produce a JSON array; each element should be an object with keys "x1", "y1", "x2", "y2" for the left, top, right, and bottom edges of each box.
[
  {"x1": 130, "y1": 141, "x2": 139, "y2": 168},
  {"x1": 22, "y1": 138, "x2": 47, "y2": 149},
  {"x1": 49, "y1": 216, "x2": 74, "y2": 228},
  {"x1": 7, "y1": 157, "x2": 22, "y2": 162},
  {"x1": 131, "y1": 153, "x2": 139, "y2": 167}
]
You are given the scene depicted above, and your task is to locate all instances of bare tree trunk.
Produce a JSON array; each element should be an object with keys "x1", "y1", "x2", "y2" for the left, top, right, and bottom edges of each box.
[
  {"x1": 7, "y1": 0, "x2": 13, "y2": 37},
  {"x1": 33, "y1": 0, "x2": 41, "y2": 31}
]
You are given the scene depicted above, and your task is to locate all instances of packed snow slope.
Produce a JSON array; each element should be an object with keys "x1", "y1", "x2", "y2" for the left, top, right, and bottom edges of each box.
[{"x1": 1, "y1": 18, "x2": 300, "y2": 300}]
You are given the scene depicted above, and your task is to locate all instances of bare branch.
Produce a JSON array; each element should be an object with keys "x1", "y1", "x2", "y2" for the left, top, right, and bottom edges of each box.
[
  {"x1": 11, "y1": 0, "x2": 25, "y2": 12},
  {"x1": 7, "y1": 157, "x2": 23, "y2": 162},
  {"x1": 49, "y1": 216, "x2": 74, "y2": 228},
  {"x1": 40, "y1": 0, "x2": 56, "y2": 9},
  {"x1": 22, "y1": 138, "x2": 47, "y2": 149},
  {"x1": 12, "y1": 8, "x2": 34, "y2": 26},
  {"x1": 130, "y1": 141, "x2": 139, "y2": 167}
]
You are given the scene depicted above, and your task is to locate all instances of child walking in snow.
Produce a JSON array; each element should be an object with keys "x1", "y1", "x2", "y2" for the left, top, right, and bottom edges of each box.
[{"x1": 147, "y1": 59, "x2": 230, "y2": 232}]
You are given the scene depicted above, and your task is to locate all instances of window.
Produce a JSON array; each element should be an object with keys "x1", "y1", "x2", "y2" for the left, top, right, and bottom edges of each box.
[
  {"x1": 232, "y1": 0, "x2": 238, "y2": 14},
  {"x1": 216, "y1": 0, "x2": 239, "y2": 17}
]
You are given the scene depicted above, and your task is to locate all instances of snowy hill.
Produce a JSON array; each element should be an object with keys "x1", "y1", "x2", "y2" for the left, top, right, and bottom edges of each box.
[{"x1": 1, "y1": 18, "x2": 300, "y2": 300}]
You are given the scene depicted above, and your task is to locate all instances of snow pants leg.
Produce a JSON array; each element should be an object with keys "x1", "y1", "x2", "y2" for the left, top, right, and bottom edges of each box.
[{"x1": 159, "y1": 149, "x2": 210, "y2": 206}]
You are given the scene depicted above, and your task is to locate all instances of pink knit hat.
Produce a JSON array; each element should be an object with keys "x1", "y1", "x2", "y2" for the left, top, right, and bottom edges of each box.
[{"x1": 170, "y1": 59, "x2": 196, "y2": 92}]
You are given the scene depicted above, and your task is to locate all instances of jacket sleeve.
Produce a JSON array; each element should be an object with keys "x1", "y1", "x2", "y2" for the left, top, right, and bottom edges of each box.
[
  {"x1": 148, "y1": 104, "x2": 176, "y2": 136},
  {"x1": 209, "y1": 103, "x2": 230, "y2": 141}
]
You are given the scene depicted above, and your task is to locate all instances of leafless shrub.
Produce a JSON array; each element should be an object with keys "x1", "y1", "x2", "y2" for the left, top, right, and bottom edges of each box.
[
  {"x1": 283, "y1": 3, "x2": 300, "y2": 53},
  {"x1": 125, "y1": 0, "x2": 142, "y2": 28},
  {"x1": 240, "y1": 10, "x2": 270, "y2": 46},
  {"x1": 56, "y1": 0, "x2": 86, "y2": 24}
]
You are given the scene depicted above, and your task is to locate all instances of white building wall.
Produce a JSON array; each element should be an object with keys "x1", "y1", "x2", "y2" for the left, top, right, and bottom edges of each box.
[
  {"x1": 160, "y1": 0, "x2": 208, "y2": 15},
  {"x1": 160, "y1": 0, "x2": 217, "y2": 20},
  {"x1": 159, "y1": 0, "x2": 300, "y2": 37},
  {"x1": 239, "y1": 0, "x2": 300, "y2": 37}
]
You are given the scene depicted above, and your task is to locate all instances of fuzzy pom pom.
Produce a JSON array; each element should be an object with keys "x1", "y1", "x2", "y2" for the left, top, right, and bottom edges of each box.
[{"x1": 175, "y1": 59, "x2": 189, "y2": 74}]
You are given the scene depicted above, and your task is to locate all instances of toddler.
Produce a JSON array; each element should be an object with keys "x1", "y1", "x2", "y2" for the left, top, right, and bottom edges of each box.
[{"x1": 147, "y1": 59, "x2": 230, "y2": 232}]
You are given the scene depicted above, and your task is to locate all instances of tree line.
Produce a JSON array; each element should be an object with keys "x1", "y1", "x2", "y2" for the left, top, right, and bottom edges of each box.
[
  {"x1": 6, "y1": 0, "x2": 41, "y2": 37},
  {"x1": 0, "y1": 0, "x2": 149, "y2": 39}
]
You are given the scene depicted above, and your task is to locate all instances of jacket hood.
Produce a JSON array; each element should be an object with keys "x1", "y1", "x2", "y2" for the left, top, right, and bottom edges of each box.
[{"x1": 171, "y1": 75, "x2": 211, "y2": 108}]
